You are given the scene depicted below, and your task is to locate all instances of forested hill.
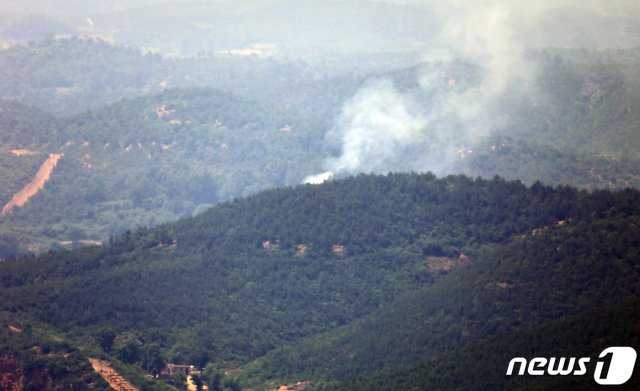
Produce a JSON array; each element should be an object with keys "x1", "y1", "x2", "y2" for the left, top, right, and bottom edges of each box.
[
  {"x1": 2, "y1": 40, "x2": 639, "y2": 156},
  {"x1": 0, "y1": 37, "x2": 360, "y2": 117},
  {"x1": 2, "y1": 41, "x2": 640, "y2": 260},
  {"x1": 1, "y1": 173, "x2": 640, "y2": 390},
  {"x1": 244, "y1": 194, "x2": 640, "y2": 388},
  {"x1": 4, "y1": 81, "x2": 639, "y2": 259},
  {"x1": 0, "y1": 88, "x2": 327, "y2": 254},
  {"x1": 504, "y1": 48, "x2": 640, "y2": 157}
]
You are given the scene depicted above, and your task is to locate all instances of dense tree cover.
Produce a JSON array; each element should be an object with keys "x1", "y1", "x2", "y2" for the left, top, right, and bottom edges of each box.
[
  {"x1": 382, "y1": 48, "x2": 640, "y2": 160},
  {"x1": 2, "y1": 40, "x2": 639, "y2": 157},
  {"x1": 0, "y1": 37, "x2": 362, "y2": 117},
  {"x1": 0, "y1": 149, "x2": 44, "y2": 257},
  {"x1": 0, "y1": 151, "x2": 43, "y2": 206},
  {"x1": 462, "y1": 136, "x2": 640, "y2": 189},
  {"x1": 243, "y1": 199, "x2": 640, "y2": 385},
  {"x1": 0, "y1": 88, "x2": 329, "y2": 253},
  {"x1": 3, "y1": 86, "x2": 635, "y2": 257},
  {"x1": 0, "y1": 101, "x2": 61, "y2": 153},
  {"x1": 0, "y1": 13, "x2": 638, "y2": 391},
  {"x1": 0, "y1": 173, "x2": 639, "y2": 389},
  {"x1": 328, "y1": 301, "x2": 640, "y2": 390},
  {"x1": 499, "y1": 48, "x2": 640, "y2": 157},
  {"x1": 2, "y1": 41, "x2": 640, "y2": 256}
]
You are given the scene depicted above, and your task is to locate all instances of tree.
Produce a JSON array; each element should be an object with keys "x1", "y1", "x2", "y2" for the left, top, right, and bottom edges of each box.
[
  {"x1": 113, "y1": 332, "x2": 142, "y2": 364},
  {"x1": 141, "y1": 342, "x2": 166, "y2": 375},
  {"x1": 171, "y1": 373, "x2": 187, "y2": 391},
  {"x1": 191, "y1": 374, "x2": 204, "y2": 391},
  {"x1": 224, "y1": 378, "x2": 241, "y2": 391},
  {"x1": 96, "y1": 327, "x2": 116, "y2": 352},
  {"x1": 203, "y1": 364, "x2": 222, "y2": 391}
]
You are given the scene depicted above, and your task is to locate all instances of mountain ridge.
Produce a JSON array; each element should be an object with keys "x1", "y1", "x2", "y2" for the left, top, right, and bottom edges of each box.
[{"x1": 1, "y1": 172, "x2": 639, "y2": 389}]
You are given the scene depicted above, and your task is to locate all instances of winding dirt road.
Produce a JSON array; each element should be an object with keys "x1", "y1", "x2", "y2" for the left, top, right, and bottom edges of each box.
[
  {"x1": 1, "y1": 153, "x2": 62, "y2": 216},
  {"x1": 89, "y1": 358, "x2": 139, "y2": 391}
]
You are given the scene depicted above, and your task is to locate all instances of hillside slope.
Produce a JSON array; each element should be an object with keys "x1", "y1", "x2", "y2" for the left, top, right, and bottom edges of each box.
[
  {"x1": 1, "y1": 44, "x2": 640, "y2": 260},
  {"x1": 331, "y1": 301, "x2": 640, "y2": 390},
  {"x1": 0, "y1": 38, "x2": 360, "y2": 116},
  {"x1": 1, "y1": 153, "x2": 62, "y2": 216},
  {"x1": 243, "y1": 205, "x2": 640, "y2": 385},
  {"x1": 0, "y1": 88, "x2": 327, "y2": 253},
  {"x1": 0, "y1": 173, "x2": 639, "y2": 389}
]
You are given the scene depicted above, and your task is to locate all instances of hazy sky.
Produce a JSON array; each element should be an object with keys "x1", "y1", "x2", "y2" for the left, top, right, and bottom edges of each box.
[{"x1": 2, "y1": 0, "x2": 639, "y2": 52}]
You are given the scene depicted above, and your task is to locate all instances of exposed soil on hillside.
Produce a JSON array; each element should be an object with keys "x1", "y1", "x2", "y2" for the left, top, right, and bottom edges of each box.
[
  {"x1": 10, "y1": 150, "x2": 36, "y2": 156},
  {"x1": 0, "y1": 356, "x2": 22, "y2": 391},
  {"x1": 89, "y1": 358, "x2": 138, "y2": 391},
  {"x1": 426, "y1": 254, "x2": 471, "y2": 273},
  {"x1": 271, "y1": 381, "x2": 310, "y2": 391},
  {"x1": 1, "y1": 154, "x2": 62, "y2": 216}
]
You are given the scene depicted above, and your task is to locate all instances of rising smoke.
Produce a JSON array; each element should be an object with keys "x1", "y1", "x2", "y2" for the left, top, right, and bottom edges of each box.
[
  {"x1": 304, "y1": 0, "x2": 637, "y2": 184},
  {"x1": 305, "y1": 79, "x2": 428, "y2": 184}
]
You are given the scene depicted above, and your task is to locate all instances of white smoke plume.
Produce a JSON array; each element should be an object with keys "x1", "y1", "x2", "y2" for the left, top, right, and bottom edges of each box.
[
  {"x1": 304, "y1": 78, "x2": 429, "y2": 184},
  {"x1": 305, "y1": 0, "x2": 636, "y2": 184},
  {"x1": 305, "y1": 0, "x2": 522, "y2": 183}
]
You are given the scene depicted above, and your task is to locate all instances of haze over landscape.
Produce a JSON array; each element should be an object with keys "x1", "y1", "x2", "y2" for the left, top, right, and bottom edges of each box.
[{"x1": 0, "y1": 1, "x2": 640, "y2": 390}]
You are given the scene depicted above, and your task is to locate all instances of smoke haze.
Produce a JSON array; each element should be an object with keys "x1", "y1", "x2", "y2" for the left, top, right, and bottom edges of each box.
[{"x1": 305, "y1": 0, "x2": 640, "y2": 183}]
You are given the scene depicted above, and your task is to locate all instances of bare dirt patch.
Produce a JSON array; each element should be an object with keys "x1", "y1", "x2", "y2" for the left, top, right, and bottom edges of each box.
[
  {"x1": 7, "y1": 325, "x2": 22, "y2": 333},
  {"x1": 78, "y1": 240, "x2": 102, "y2": 246},
  {"x1": 89, "y1": 358, "x2": 138, "y2": 391},
  {"x1": 1, "y1": 154, "x2": 62, "y2": 216},
  {"x1": 10, "y1": 149, "x2": 36, "y2": 156},
  {"x1": 271, "y1": 381, "x2": 310, "y2": 391},
  {"x1": 426, "y1": 254, "x2": 471, "y2": 273}
]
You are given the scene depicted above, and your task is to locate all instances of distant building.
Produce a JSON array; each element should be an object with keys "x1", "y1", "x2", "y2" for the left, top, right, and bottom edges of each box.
[{"x1": 160, "y1": 364, "x2": 199, "y2": 376}]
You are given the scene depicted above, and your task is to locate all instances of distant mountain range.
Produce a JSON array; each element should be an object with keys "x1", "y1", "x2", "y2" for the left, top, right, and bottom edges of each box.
[
  {"x1": 1, "y1": 40, "x2": 639, "y2": 257},
  {"x1": 2, "y1": 0, "x2": 639, "y2": 57}
]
